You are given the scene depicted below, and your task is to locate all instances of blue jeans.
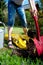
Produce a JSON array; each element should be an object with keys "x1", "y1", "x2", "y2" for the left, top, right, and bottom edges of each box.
[{"x1": 8, "y1": 1, "x2": 27, "y2": 27}]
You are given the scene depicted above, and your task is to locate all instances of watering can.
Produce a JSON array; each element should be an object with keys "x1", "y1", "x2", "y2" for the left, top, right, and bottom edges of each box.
[{"x1": 0, "y1": 21, "x2": 5, "y2": 49}]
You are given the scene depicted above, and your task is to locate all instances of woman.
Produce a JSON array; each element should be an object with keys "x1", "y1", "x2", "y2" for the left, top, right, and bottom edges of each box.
[{"x1": 8, "y1": 0, "x2": 38, "y2": 48}]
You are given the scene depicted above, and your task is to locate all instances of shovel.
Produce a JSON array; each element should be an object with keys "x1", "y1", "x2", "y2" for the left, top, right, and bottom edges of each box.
[{"x1": 33, "y1": 15, "x2": 43, "y2": 56}]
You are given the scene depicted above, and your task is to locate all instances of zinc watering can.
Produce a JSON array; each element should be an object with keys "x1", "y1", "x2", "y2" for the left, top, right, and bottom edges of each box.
[{"x1": 0, "y1": 21, "x2": 5, "y2": 49}]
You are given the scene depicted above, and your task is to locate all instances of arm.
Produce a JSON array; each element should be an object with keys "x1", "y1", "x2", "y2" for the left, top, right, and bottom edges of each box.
[
  {"x1": 28, "y1": 0, "x2": 39, "y2": 39},
  {"x1": 29, "y1": 0, "x2": 38, "y2": 16}
]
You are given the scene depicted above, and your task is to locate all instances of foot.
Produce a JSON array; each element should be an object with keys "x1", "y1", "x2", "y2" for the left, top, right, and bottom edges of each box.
[{"x1": 8, "y1": 40, "x2": 14, "y2": 49}]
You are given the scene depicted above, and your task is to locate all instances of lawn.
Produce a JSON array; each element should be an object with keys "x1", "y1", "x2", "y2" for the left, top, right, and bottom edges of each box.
[
  {"x1": 5, "y1": 26, "x2": 23, "y2": 34},
  {"x1": 0, "y1": 26, "x2": 43, "y2": 65}
]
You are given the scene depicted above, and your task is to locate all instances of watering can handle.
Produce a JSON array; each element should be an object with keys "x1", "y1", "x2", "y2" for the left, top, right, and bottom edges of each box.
[{"x1": 0, "y1": 21, "x2": 5, "y2": 28}]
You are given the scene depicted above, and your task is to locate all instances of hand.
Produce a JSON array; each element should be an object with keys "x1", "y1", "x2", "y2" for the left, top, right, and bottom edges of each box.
[
  {"x1": 30, "y1": 9, "x2": 37, "y2": 15},
  {"x1": 34, "y1": 9, "x2": 38, "y2": 16},
  {"x1": 30, "y1": 9, "x2": 38, "y2": 20}
]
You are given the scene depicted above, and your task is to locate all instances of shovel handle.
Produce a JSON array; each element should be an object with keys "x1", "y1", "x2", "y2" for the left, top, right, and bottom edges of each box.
[{"x1": 33, "y1": 15, "x2": 40, "y2": 40}]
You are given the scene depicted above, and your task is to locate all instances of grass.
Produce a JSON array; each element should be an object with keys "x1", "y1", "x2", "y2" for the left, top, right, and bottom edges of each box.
[
  {"x1": 5, "y1": 26, "x2": 23, "y2": 34},
  {"x1": 0, "y1": 26, "x2": 43, "y2": 65}
]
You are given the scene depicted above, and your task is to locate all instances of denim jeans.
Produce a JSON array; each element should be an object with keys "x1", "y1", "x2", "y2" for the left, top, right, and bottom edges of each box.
[{"x1": 8, "y1": 1, "x2": 27, "y2": 27}]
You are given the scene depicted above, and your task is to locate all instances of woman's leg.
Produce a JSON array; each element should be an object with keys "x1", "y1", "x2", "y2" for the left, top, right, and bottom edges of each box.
[
  {"x1": 16, "y1": 6, "x2": 28, "y2": 35},
  {"x1": 8, "y1": 1, "x2": 16, "y2": 48}
]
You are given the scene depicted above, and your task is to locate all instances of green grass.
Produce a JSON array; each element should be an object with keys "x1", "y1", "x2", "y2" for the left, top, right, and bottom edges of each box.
[
  {"x1": 0, "y1": 48, "x2": 43, "y2": 65},
  {"x1": 0, "y1": 26, "x2": 43, "y2": 65},
  {"x1": 5, "y1": 26, "x2": 23, "y2": 34}
]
